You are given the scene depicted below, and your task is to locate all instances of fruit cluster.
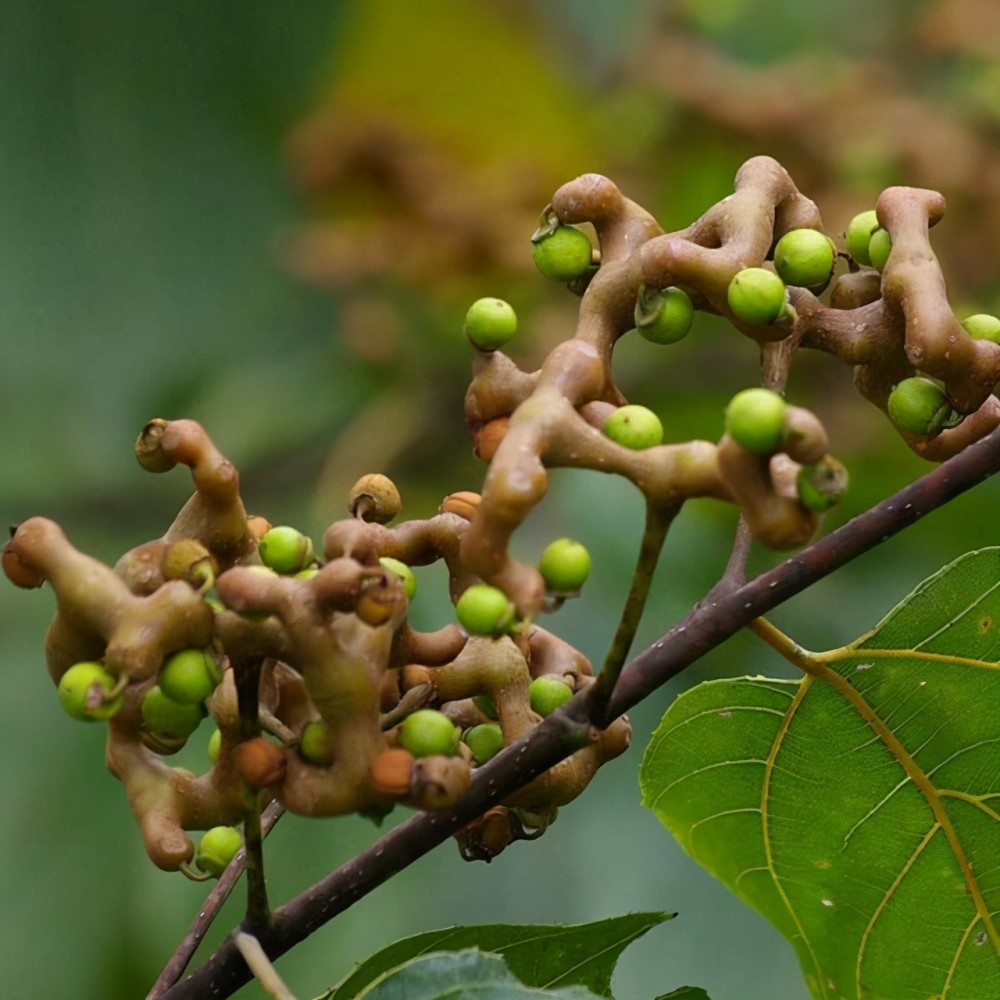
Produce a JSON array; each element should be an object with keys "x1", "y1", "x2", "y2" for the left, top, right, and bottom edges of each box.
[
  {"x1": 3, "y1": 419, "x2": 628, "y2": 873},
  {"x1": 6, "y1": 155, "x2": 997, "y2": 880},
  {"x1": 461, "y1": 157, "x2": 1000, "y2": 619}
]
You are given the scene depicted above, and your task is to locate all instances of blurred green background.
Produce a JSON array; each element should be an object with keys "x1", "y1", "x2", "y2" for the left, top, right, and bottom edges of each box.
[{"x1": 2, "y1": 1, "x2": 999, "y2": 998}]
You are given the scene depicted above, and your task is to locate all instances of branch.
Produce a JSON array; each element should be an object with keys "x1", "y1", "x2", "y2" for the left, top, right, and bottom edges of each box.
[
  {"x1": 147, "y1": 802, "x2": 285, "y2": 999},
  {"x1": 160, "y1": 423, "x2": 1000, "y2": 999}
]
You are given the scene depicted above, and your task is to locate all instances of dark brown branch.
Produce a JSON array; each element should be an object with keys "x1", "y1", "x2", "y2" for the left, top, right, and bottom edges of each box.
[{"x1": 160, "y1": 423, "x2": 1000, "y2": 1000}]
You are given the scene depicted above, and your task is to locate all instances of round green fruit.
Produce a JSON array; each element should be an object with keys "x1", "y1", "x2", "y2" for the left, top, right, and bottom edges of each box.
[
  {"x1": 961, "y1": 313, "x2": 1000, "y2": 344},
  {"x1": 207, "y1": 727, "x2": 222, "y2": 763},
  {"x1": 796, "y1": 456, "x2": 849, "y2": 512},
  {"x1": 634, "y1": 285, "x2": 694, "y2": 345},
  {"x1": 456, "y1": 584, "x2": 517, "y2": 636},
  {"x1": 258, "y1": 526, "x2": 314, "y2": 575},
  {"x1": 463, "y1": 297, "x2": 518, "y2": 352},
  {"x1": 463, "y1": 723, "x2": 504, "y2": 765},
  {"x1": 298, "y1": 719, "x2": 334, "y2": 766},
  {"x1": 196, "y1": 825, "x2": 243, "y2": 877},
  {"x1": 158, "y1": 648, "x2": 219, "y2": 705},
  {"x1": 531, "y1": 225, "x2": 593, "y2": 281},
  {"x1": 537, "y1": 538, "x2": 591, "y2": 593},
  {"x1": 57, "y1": 661, "x2": 124, "y2": 722},
  {"x1": 845, "y1": 210, "x2": 879, "y2": 266},
  {"x1": 603, "y1": 404, "x2": 663, "y2": 450},
  {"x1": 398, "y1": 709, "x2": 460, "y2": 758},
  {"x1": 868, "y1": 228, "x2": 892, "y2": 272},
  {"x1": 528, "y1": 675, "x2": 574, "y2": 717},
  {"x1": 727, "y1": 268, "x2": 787, "y2": 325},
  {"x1": 379, "y1": 556, "x2": 417, "y2": 600},
  {"x1": 773, "y1": 229, "x2": 836, "y2": 289},
  {"x1": 887, "y1": 378, "x2": 952, "y2": 436},
  {"x1": 724, "y1": 388, "x2": 787, "y2": 454},
  {"x1": 141, "y1": 685, "x2": 205, "y2": 740},
  {"x1": 473, "y1": 694, "x2": 498, "y2": 720}
]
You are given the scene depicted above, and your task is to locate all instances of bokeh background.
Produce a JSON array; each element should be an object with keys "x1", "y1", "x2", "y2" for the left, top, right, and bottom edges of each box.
[{"x1": 2, "y1": 2, "x2": 999, "y2": 998}]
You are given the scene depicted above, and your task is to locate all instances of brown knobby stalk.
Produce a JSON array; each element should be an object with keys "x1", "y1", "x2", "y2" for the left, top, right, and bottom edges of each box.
[{"x1": 157, "y1": 423, "x2": 1000, "y2": 1000}]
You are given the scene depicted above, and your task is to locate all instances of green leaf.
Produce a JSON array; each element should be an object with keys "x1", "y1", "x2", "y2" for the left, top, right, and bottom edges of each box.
[
  {"x1": 640, "y1": 548, "x2": 1000, "y2": 1000},
  {"x1": 319, "y1": 913, "x2": 671, "y2": 1000},
  {"x1": 354, "y1": 949, "x2": 603, "y2": 999}
]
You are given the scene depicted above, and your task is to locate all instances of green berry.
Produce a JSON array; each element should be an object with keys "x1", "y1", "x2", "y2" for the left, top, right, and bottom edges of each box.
[
  {"x1": 727, "y1": 267, "x2": 787, "y2": 326},
  {"x1": 796, "y1": 456, "x2": 849, "y2": 512},
  {"x1": 463, "y1": 297, "x2": 518, "y2": 352},
  {"x1": 887, "y1": 378, "x2": 953, "y2": 436},
  {"x1": 141, "y1": 685, "x2": 205, "y2": 740},
  {"x1": 298, "y1": 719, "x2": 334, "y2": 765},
  {"x1": 603, "y1": 404, "x2": 663, "y2": 450},
  {"x1": 158, "y1": 648, "x2": 219, "y2": 705},
  {"x1": 207, "y1": 727, "x2": 222, "y2": 763},
  {"x1": 773, "y1": 229, "x2": 836, "y2": 289},
  {"x1": 725, "y1": 388, "x2": 788, "y2": 454},
  {"x1": 196, "y1": 825, "x2": 242, "y2": 877},
  {"x1": 379, "y1": 556, "x2": 417, "y2": 600},
  {"x1": 845, "y1": 210, "x2": 879, "y2": 266},
  {"x1": 528, "y1": 675, "x2": 574, "y2": 717},
  {"x1": 531, "y1": 225, "x2": 593, "y2": 281},
  {"x1": 473, "y1": 694, "x2": 498, "y2": 720},
  {"x1": 258, "y1": 526, "x2": 313, "y2": 575},
  {"x1": 537, "y1": 538, "x2": 591, "y2": 593},
  {"x1": 634, "y1": 285, "x2": 694, "y2": 345},
  {"x1": 57, "y1": 662, "x2": 124, "y2": 722},
  {"x1": 961, "y1": 313, "x2": 1000, "y2": 344},
  {"x1": 398, "y1": 709, "x2": 460, "y2": 758},
  {"x1": 456, "y1": 584, "x2": 517, "y2": 636},
  {"x1": 463, "y1": 723, "x2": 504, "y2": 764},
  {"x1": 868, "y1": 228, "x2": 892, "y2": 272}
]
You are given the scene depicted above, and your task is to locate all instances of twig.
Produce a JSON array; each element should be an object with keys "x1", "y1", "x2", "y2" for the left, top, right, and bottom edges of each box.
[
  {"x1": 233, "y1": 932, "x2": 299, "y2": 1000},
  {"x1": 146, "y1": 801, "x2": 285, "y2": 1000},
  {"x1": 591, "y1": 502, "x2": 676, "y2": 710},
  {"x1": 159, "y1": 423, "x2": 1000, "y2": 1000},
  {"x1": 234, "y1": 657, "x2": 273, "y2": 933}
]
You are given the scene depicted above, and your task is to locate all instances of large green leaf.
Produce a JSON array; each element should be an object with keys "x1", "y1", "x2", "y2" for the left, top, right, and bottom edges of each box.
[
  {"x1": 319, "y1": 913, "x2": 671, "y2": 1000},
  {"x1": 640, "y1": 548, "x2": 1000, "y2": 1000},
  {"x1": 354, "y1": 950, "x2": 601, "y2": 999}
]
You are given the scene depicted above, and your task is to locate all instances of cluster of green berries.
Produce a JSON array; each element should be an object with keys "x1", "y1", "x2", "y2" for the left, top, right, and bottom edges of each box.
[
  {"x1": 391, "y1": 680, "x2": 574, "y2": 765},
  {"x1": 455, "y1": 537, "x2": 592, "y2": 636},
  {"x1": 58, "y1": 647, "x2": 220, "y2": 741},
  {"x1": 844, "y1": 210, "x2": 889, "y2": 270}
]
